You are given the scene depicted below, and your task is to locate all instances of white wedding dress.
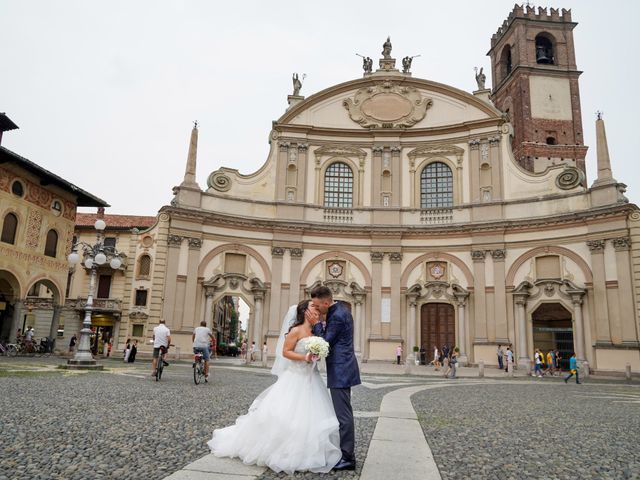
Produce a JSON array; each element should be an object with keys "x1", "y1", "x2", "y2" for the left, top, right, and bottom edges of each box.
[{"x1": 208, "y1": 336, "x2": 342, "y2": 474}]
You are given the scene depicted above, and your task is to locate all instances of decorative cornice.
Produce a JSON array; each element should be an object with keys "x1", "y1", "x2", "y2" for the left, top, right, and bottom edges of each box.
[
  {"x1": 586, "y1": 239, "x2": 605, "y2": 253},
  {"x1": 471, "y1": 250, "x2": 486, "y2": 262},
  {"x1": 611, "y1": 237, "x2": 631, "y2": 251},
  {"x1": 408, "y1": 143, "x2": 465, "y2": 159},
  {"x1": 491, "y1": 249, "x2": 506, "y2": 261},
  {"x1": 271, "y1": 247, "x2": 286, "y2": 257},
  {"x1": 370, "y1": 251, "x2": 385, "y2": 262}
]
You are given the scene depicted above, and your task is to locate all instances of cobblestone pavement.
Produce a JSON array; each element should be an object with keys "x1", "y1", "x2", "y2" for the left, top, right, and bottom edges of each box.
[
  {"x1": 412, "y1": 381, "x2": 640, "y2": 480},
  {"x1": 0, "y1": 358, "x2": 417, "y2": 480},
  {"x1": 1, "y1": 358, "x2": 638, "y2": 480}
]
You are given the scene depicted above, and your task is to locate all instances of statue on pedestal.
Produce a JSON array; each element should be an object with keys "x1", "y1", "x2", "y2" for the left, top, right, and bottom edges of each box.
[
  {"x1": 363, "y1": 56, "x2": 373, "y2": 74},
  {"x1": 474, "y1": 67, "x2": 486, "y2": 90},
  {"x1": 402, "y1": 56, "x2": 413, "y2": 73},
  {"x1": 382, "y1": 36, "x2": 392, "y2": 59},
  {"x1": 292, "y1": 73, "x2": 303, "y2": 96}
]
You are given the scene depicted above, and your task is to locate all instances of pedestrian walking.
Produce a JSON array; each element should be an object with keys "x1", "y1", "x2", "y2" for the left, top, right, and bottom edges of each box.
[
  {"x1": 68, "y1": 333, "x2": 77, "y2": 355},
  {"x1": 128, "y1": 340, "x2": 138, "y2": 363},
  {"x1": 442, "y1": 354, "x2": 451, "y2": 378},
  {"x1": 262, "y1": 342, "x2": 268, "y2": 367},
  {"x1": 449, "y1": 347, "x2": 459, "y2": 378},
  {"x1": 546, "y1": 350, "x2": 555, "y2": 376},
  {"x1": 431, "y1": 346, "x2": 440, "y2": 369},
  {"x1": 497, "y1": 344, "x2": 504, "y2": 370},
  {"x1": 124, "y1": 338, "x2": 131, "y2": 362},
  {"x1": 506, "y1": 346, "x2": 514, "y2": 375},
  {"x1": 250, "y1": 341, "x2": 257, "y2": 362},
  {"x1": 240, "y1": 341, "x2": 247, "y2": 360},
  {"x1": 533, "y1": 349, "x2": 543, "y2": 377},
  {"x1": 564, "y1": 353, "x2": 581, "y2": 384},
  {"x1": 395, "y1": 344, "x2": 402, "y2": 365}
]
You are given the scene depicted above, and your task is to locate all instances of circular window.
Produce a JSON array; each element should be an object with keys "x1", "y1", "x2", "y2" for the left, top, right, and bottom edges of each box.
[
  {"x1": 11, "y1": 180, "x2": 24, "y2": 197},
  {"x1": 51, "y1": 200, "x2": 63, "y2": 216},
  {"x1": 142, "y1": 236, "x2": 154, "y2": 247}
]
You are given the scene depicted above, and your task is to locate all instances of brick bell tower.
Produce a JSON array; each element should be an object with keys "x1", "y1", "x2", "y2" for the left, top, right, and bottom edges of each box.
[{"x1": 488, "y1": 5, "x2": 588, "y2": 174}]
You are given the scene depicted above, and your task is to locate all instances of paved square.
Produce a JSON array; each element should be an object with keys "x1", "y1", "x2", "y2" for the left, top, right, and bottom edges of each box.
[{"x1": 0, "y1": 358, "x2": 638, "y2": 480}]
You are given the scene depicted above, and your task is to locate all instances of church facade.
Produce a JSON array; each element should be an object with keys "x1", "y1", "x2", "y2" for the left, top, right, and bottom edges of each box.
[{"x1": 132, "y1": 5, "x2": 639, "y2": 373}]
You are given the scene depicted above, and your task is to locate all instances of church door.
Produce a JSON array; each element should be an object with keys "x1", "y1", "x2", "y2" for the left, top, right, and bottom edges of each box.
[{"x1": 420, "y1": 303, "x2": 456, "y2": 358}]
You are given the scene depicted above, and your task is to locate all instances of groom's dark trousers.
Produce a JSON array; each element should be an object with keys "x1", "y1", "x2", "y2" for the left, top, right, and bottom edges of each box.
[{"x1": 330, "y1": 387, "x2": 355, "y2": 462}]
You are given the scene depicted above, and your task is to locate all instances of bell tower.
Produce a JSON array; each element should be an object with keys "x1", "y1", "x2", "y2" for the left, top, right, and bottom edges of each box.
[{"x1": 488, "y1": 5, "x2": 588, "y2": 174}]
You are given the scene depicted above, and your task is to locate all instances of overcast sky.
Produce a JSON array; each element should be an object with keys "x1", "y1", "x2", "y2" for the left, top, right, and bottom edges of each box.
[{"x1": 2, "y1": 0, "x2": 638, "y2": 216}]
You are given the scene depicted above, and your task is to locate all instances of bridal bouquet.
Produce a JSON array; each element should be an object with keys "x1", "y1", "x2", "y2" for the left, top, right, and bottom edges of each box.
[{"x1": 305, "y1": 336, "x2": 330, "y2": 360}]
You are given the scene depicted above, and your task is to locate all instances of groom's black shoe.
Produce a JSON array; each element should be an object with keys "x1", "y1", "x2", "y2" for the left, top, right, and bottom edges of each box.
[{"x1": 333, "y1": 459, "x2": 356, "y2": 471}]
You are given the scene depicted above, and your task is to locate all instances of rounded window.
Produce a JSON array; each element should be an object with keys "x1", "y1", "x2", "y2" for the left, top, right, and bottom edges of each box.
[
  {"x1": 51, "y1": 200, "x2": 63, "y2": 216},
  {"x1": 11, "y1": 180, "x2": 24, "y2": 197}
]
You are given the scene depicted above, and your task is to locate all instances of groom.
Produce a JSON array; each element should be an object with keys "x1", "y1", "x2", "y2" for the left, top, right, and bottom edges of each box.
[{"x1": 309, "y1": 285, "x2": 361, "y2": 471}]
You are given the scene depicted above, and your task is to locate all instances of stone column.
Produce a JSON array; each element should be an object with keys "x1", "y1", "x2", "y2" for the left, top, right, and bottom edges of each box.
[
  {"x1": 372, "y1": 147, "x2": 383, "y2": 206},
  {"x1": 9, "y1": 300, "x2": 24, "y2": 342},
  {"x1": 568, "y1": 292, "x2": 586, "y2": 362},
  {"x1": 471, "y1": 250, "x2": 487, "y2": 342},
  {"x1": 612, "y1": 237, "x2": 637, "y2": 343},
  {"x1": 454, "y1": 292, "x2": 470, "y2": 365},
  {"x1": 513, "y1": 292, "x2": 530, "y2": 370},
  {"x1": 203, "y1": 287, "x2": 215, "y2": 329},
  {"x1": 296, "y1": 145, "x2": 308, "y2": 202},
  {"x1": 491, "y1": 249, "x2": 509, "y2": 343},
  {"x1": 252, "y1": 290, "x2": 265, "y2": 364},
  {"x1": 390, "y1": 146, "x2": 401, "y2": 207},
  {"x1": 182, "y1": 238, "x2": 202, "y2": 331},
  {"x1": 587, "y1": 240, "x2": 611, "y2": 344},
  {"x1": 268, "y1": 247, "x2": 285, "y2": 334},
  {"x1": 468, "y1": 140, "x2": 480, "y2": 202},
  {"x1": 48, "y1": 304, "x2": 63, "y2": 347},
  {"x1": 276, "y1": 142, "x2": 289, "y2": 201},
  {"x1": 406, "y1": 294, "x2": 419, "y2": 364},
  {"x1": 163, "y1": 235, "x2": 183, "y2": 327},
  {"x1": 288, "y1": 248, "x2": 303, "y2": 306},
  {"x1": 489, "y1": 136, "x2": 502, "y2": 199},
  {"x1": 353, "y1": 293, "x2": 365, "y2": 358},
  {"x1": 389, "y1": 252, "x2": 402, "y2": 337},
  {"x1": 370, "y1": 252, "x2": 384, "y2": 337}
]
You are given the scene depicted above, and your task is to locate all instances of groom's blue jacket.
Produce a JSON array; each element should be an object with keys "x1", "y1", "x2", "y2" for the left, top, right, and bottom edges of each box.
[{"x1": 313, "y1": 301, "x2": 361, "y2": 389}]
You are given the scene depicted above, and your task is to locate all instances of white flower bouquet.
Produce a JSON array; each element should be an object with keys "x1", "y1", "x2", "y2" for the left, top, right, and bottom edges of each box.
[{"x1": 305, "y1": 336, "x2": 330, "y2": 360}]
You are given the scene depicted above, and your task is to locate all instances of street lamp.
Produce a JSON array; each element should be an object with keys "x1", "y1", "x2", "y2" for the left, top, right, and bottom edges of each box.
[{"x1": 66, "y1": 219, "x2": 124, "y2": 369}]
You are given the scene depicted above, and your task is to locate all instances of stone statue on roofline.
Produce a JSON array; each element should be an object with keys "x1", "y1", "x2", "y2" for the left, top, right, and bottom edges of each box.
[
  {"x1": 382, "y1": 36, "x2": 392, "y2": 59},
  {"x1": 292, "y1": 73, "x2": 302, "y2": 96},
  {"x1": 474, "y1": 67, "x2": 486, "y2": 90}
]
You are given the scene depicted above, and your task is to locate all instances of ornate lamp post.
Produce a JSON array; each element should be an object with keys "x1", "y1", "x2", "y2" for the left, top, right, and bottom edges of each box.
[{"x1": 66, "y1": 218, "x2": 123, "y2": 369}]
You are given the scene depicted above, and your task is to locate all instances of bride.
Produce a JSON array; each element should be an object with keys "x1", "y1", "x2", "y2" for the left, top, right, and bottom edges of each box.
[{"x1": 208, "y1": 300, "x2": 342, "y2": 474}]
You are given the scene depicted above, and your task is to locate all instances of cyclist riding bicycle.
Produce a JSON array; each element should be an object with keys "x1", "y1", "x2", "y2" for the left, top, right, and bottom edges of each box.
[
  {"x1": 152, "y1": 319, "x2": 171, "y2": 377},
  {"x1": 192, "y1": 320, "x2": 214, "y2": 382}
]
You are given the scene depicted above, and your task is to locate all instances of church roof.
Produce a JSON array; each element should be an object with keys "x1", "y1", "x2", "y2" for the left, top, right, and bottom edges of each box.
[{"x1": 75, "y1": 213, "x2": 156, "y2": 230}]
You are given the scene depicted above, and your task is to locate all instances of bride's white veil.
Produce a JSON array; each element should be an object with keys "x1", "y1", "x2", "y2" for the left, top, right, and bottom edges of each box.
[{"x1": 270, "y1": 304, "x2": 297, "y2": 377}]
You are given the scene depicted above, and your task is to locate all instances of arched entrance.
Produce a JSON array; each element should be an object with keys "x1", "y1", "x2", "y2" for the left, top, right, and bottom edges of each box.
[
  {"x1": 532, "y1": 303, "x2": 573, "y2": 370},
  {"x1": 0, "y1": 270, "x2": 21, "y2": 341},
  {"x1": 420, "y1": 303, "x2": 455, "y2": 359},
  {"x1": 24, "y1": 278, "x2": 63, "y2": 347}
]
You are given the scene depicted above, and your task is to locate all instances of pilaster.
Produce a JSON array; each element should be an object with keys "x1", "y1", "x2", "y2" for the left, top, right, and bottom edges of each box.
[
  {"x1": 471, "y1": 249, "x2": 487, "y2": 341},
  {"x1": 389, "y1": 252, "x2": 402, "y2": 337},
  {"x1": 468, "y1": 140, "x2": 480, "y2": 203},
  {"x1": 163, "y1": 234, "x2": 182, "y2": 329},
  {"x1": 370, "y1": 251, "x2": 384, "y2": 337},
  {"x1": 612, "y1": 237, "x2": 637, "y2": 343},
  {"x1": 587, "y1": 239, "x2": 611, "y2": 344},
  {"x1": 268, "y1": 247, "x2": 285, "y2": 334},
  {"x1": 288, "y1": 248, "x2": 304, "y2": 306},
  {"x1": 491, "y1": 249, "x2": 509, "y2": 342},
  {"x1": 182, "y1": 237, "x2": 202, "y2": 330}
]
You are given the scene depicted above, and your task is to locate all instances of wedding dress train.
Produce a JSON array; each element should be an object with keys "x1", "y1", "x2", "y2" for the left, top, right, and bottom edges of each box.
[{"x1": 208, "y1": 337, "x2": 341, "y2": 474}]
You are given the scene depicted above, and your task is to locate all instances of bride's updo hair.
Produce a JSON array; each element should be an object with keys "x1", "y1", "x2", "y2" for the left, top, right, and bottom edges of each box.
[{"x1": 288, "y1": 299, "x2": 310, "y2": 333}]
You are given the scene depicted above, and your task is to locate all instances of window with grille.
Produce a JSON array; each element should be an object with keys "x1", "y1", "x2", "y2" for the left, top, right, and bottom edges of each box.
[
  {"x1": 138, "y1": 254, "x2": 151, "y2": 277},
  {"x1": 103, "y1": 237, "x2": 116, "y2": 248},
  {"x1": 135, "y1": 289, "x2": 148, "y2": 306},
  {"x1": 420, "y1": 162, "x2": 453, "y2": 208},
  {"x1": 44, "y1": 229, "x2": 58, "y2": 257},
  {"x1": 323, "y1": 162, "x2": 353, "y2": 208},
  {"x1": 132, "y1": 324, "x2": 144, "y2": 337},
  {"x1": 1, "y1": 213, "x2": 18, "y2": 244}
]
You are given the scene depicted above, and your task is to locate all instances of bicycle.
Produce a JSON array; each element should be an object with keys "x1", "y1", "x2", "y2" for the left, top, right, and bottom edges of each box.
[
  {"x1": 193, "y1": 352, "x2": 205, "y2": 385},
  {"x1": 155, "y1": 344, "x2": 172, "y2": 381},
  {"x1": 0, "y1": 341, "x2": 17, "y2": 357}
]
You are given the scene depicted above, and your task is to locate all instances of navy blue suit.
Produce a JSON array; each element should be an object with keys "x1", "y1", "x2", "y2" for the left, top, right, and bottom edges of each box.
[{"x1": 314, "y1": 301, "x2": 360, "y2": 463}]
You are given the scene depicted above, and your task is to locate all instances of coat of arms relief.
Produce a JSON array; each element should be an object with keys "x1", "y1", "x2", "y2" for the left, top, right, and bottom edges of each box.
[{"x1": 343, "y1": 81, "x2": 433, "y2": 128}]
